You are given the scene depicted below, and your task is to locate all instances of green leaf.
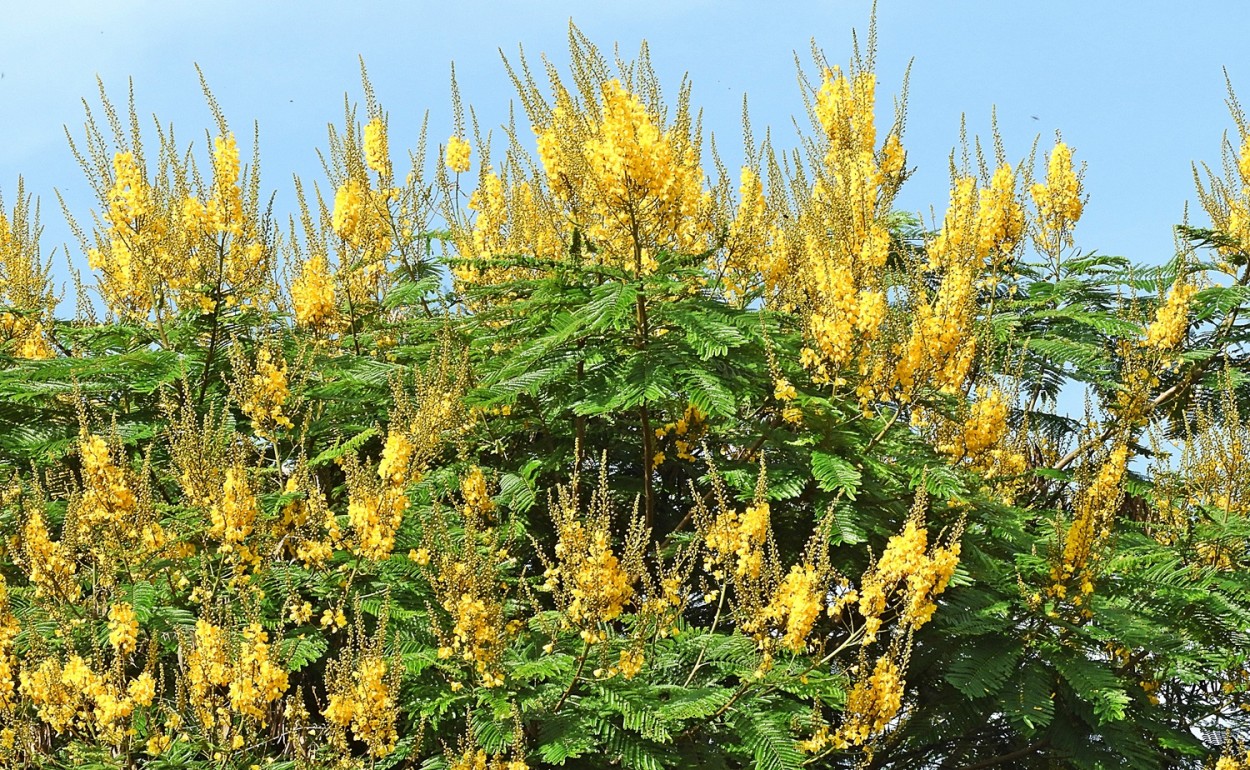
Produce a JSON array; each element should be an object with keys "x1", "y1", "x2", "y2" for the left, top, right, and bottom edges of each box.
[
  {"x1": 309, "y1": 426, "x2": 379, "y2": 468},
  {"x1": 811, "y1": 451, "x2": 861, "y2": 498}
]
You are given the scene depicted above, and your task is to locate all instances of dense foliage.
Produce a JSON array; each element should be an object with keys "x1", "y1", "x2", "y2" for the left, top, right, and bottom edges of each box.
[{"x1": 1, "y1": 19, "x2": 1250, "y2": 770}]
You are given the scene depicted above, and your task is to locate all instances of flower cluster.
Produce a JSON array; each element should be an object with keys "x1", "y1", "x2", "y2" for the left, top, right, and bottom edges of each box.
[
  {"x1": 795, "y1": 63, "x2": 902, "y2": 386},
  {"x1": 342, "y1": 454, "x2": 408, "y2": 561},
  {"x1": 363, "y1": 118, "x2": 391, "y2": 178},
  {"x1": 421, "y1": 468, "x2": 512, "y2": 687},
  {"x1": 107, "y1": 602, "x2": 139, "y2": 655},
  {"x1": 18, "y1": 654, "x2": 155, "y2": 745},
  {"x1": 0, "y1": 579, "x2": 21, "y2": 713},
  {"x1": 75, "y1": 432, "x2": 137, "y2": 533},
  {"x1": 704, "y1": 501, "x2": 771, "y2": 580},
  {"x1": 759, "y1": 562, "x2": 827, "y2": 652},
  {"x1": 185, "y1": 617, "x2": 288, "y2": 732},
  {"x1": 291, "y1": 253, "x2": 336, "y2": 328},
  {"x1": 322, "y1": 635, "x2": 400, "y2": 760},
  {"x1": 944, "y1": 390, "x2": 1007, "y2": 458},
  {"x1": 229, "y1": 623, "x2": 290, "y2": 723},
  {"x1": 895, "y1": 164, "x2": 1022, "y2": 399},
  {"x1": 86, "y1": 150, "x2": 169, "y2": 316},
  {"x1": 1031, "y1": 141, "x2": 1084, "y2": 254},
  {"x1": 183, "y1": 134, "x2": 245, "y2": 237},
  {"x1": 544, "y1": 471, "x2": 647, "y2": 643},
  {"x1": 446, "y1": 135, "x2": 472, "y2": 173},
  {"x1": 232, "y1": 344, "x2": 296, "y2": 434},
  {"x1": 836, "y1": 650, "x2": 906, "y2": 748},
  {"x1": 722, "y1": 167, "x2": 786, "y2": 301},
  {"x1": 0, "y1": 190, "x2": 56, "y2": 359},
  {"x1": 18, "y1": 507, "x2": 80, "y2": 601},
  {"x1": 834, "y1": 502, "x2": 962, "y2": 643},
  {"x1": 654, "y1": 403, "x2": 707, "y2": 464},
  {"x1": 1143, "y1": 276, "x2": 1198, "y2": 350},
  {"x1": 1051, "y1": 445, "x2": 1128, "y2": 603},
  {"x1": 537, "y1": 78, "x2": 711, "y2": 271}
]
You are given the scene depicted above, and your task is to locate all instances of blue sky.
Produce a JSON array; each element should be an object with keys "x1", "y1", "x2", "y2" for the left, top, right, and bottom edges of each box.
[{"x1": 3, "y1": 0, "x2": 1249, "y2": 294}]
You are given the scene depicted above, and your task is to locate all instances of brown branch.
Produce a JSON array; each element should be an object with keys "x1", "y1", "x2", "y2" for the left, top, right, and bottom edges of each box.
[{"x1": 957, "y1": 739, "x2": 1048, "y2": 770}]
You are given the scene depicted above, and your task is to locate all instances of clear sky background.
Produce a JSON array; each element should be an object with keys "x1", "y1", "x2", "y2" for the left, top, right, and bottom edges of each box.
[{"x1": 3, "y1": 0, "x2": 1249, "y2": 298}]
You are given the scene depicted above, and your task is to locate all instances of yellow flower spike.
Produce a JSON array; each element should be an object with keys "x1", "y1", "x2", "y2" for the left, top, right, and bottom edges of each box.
[
  {"x1": 364, "y1": 118, "x2": 391, "y2": 176},
  {"x1": 107, "y1": 602, "x2": 139, "y2": 656},
  {"x1": 291, "y1": 254, "x2": 336, "y2": 328},
  {"x1": 1031, "y1": 141, "x2": 1084, "y2": 253},
  {"x1": 1050, "y1": 444, "x2": 1128, "y2": 603},
  {"x1": 446, "y1": 135, "x2": 472, "y2": 174},
  {"x1": 1143, "y1": 277, "x2": 1198, "y2": 351}
]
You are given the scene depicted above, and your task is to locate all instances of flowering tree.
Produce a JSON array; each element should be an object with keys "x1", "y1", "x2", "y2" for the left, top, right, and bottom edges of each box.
[{"x1": 1, "y1": 20, "x2": 1250, "y2": 770}]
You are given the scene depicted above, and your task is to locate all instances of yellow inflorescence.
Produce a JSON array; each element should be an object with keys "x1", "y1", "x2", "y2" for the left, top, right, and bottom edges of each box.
[
  {"x1": 794, "y1": 63, "x2": 903, "y2": 391},
  {"x1": 364, "y1": 118, "x2": 391, "y2": 177},
  {"x1": 975, "y1": 163, "x2": 1026, "y2": 259},
  {"x1": 0, "y1": 192, "x2": 57, "y2": 359},
  {"x1": 895, "y1": 164, "x2": 1022, "y2": 401},
  {"x1": 19, "y1": 507, "x2": 80, "y2": 601},
  {"x1": 446, "y1": 135, "x2": 472, "y2": 174},
  {"x1": 705, "y1": 501, "x2": 771, "y2": 580},
  {"x1": 0, "y1": 579, "x2": 21, "y2": 713},
  {"x1": 544, "y1": 473, "x2": 647, "y2": 643},
  {"x1": 941, "y1": 389, "x2": 1010, "y2": 460},
  {"x1": 346, "y1": 484, "x2": 408, "y2": 561},
  {"x1": 291, "y1": 253, "x2": 336, "y2": 328},
  {"x1": 237, "y1": 346, "x2": 295, "y2": 433},
  {"x1": 446, "y1": 589, "x2": 507, "y2": 687},
  {"x1": 228, "y1": 623, "x2": 290, "y2": 723},
  {"x1": 76, "y1": 433, "x2": 137, "y2": 534},
  {"x1": 460, "y1": 465, "x2": 495, "y2": 520},
  {"x1": 565, "y1": 525, "x2": 635, "y2": 630},
  {"x1": 324, "y1": 655, "x2": 399, "y2": 757},
  {"x1": 16, "y1": 653, "x2": 155, "y2": 745},
  {"x1": 529, "y1": 78, "x2": 711, "y2": 275},
  {"x1": 1143, "y1": 277, "x2": 1198, "y2": 350},
  {"x1": 209, "y1": 466, "x2": 259, "y2": 552},
  {"x1": 654, "y1": 403, "x2": 707, "y2": 463},
  {"x1": 836, "y1": 652, "x2": 905, "y2": 748},
  {"x1": 184, "y1": 134, "x2": 244, "y2": 237},
  {"x1": 1031, "y1": 141, "x2": 1084, "y2": 253},
  {"x1": 1214, "y1": 746, "x2": 1250, "y2": 770},
  {"x1": 723, "y1": 167, "x2": 785, "y2": 301},
  {"x1": 185, "y1": 618, "x2": 289, "y2": 730},
  {"x1": 421, "y1": 467, "x2": 514, "y2": 687},
  {"x1": 332, "y1": 179, "x2": 368, "y2": 243},
  {"x1": 107, "y1": 602, "x2": 139, "y2": 655},
  {"x1": 1051, "y1": 445, "x2": 1128, "y2": 601},
  {"x1": 760, "y1": 562, "x2": 826, "y2": 652},
  {"x1": 89, "y1": 151, "x2": 167, "y2": 316},
  {"x1": 838, "y1": 504, "x2": 962, "y2": 643},
  {"x1": 448, "y1": 747, "x2": 530, "y2": 770},
  {"x1": 378, "y1": 430, "x2": 416, "y2": 487}
]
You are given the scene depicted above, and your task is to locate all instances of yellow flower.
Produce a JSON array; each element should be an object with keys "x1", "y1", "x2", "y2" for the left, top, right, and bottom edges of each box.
[
  {"x1": 446, "y1": 135, "x2": 472, "y2": 173},
  {"x1": 107, "y1": 602, "x2": 139, "y2": 655},
  {"x1": 291, "y1": 254, "x2": 336, "y2": 327},
  {"x1": 760, "y1": 563, "x2": 825, "y2": 652},
  {"x1": 1143, "y1": 278, "x2": 1197, "y2": 350},
  {"x1": 837, "y1": 653, "x2": 905, "y2": 747},
  {"x1": 1031, "y1": 141, "x2": 1083, "y2": 253},
  {"x1": 209, "y1": 467, "x2": 258, "y2": 550},
  {"x1": 364, "y1": 118, "x2": 391, "y2": 176}
]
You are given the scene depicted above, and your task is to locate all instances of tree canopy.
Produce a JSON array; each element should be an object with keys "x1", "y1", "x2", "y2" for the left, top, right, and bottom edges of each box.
[{"x1": 1, "y1": 18, "x2": 1249, "y2": 770}]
